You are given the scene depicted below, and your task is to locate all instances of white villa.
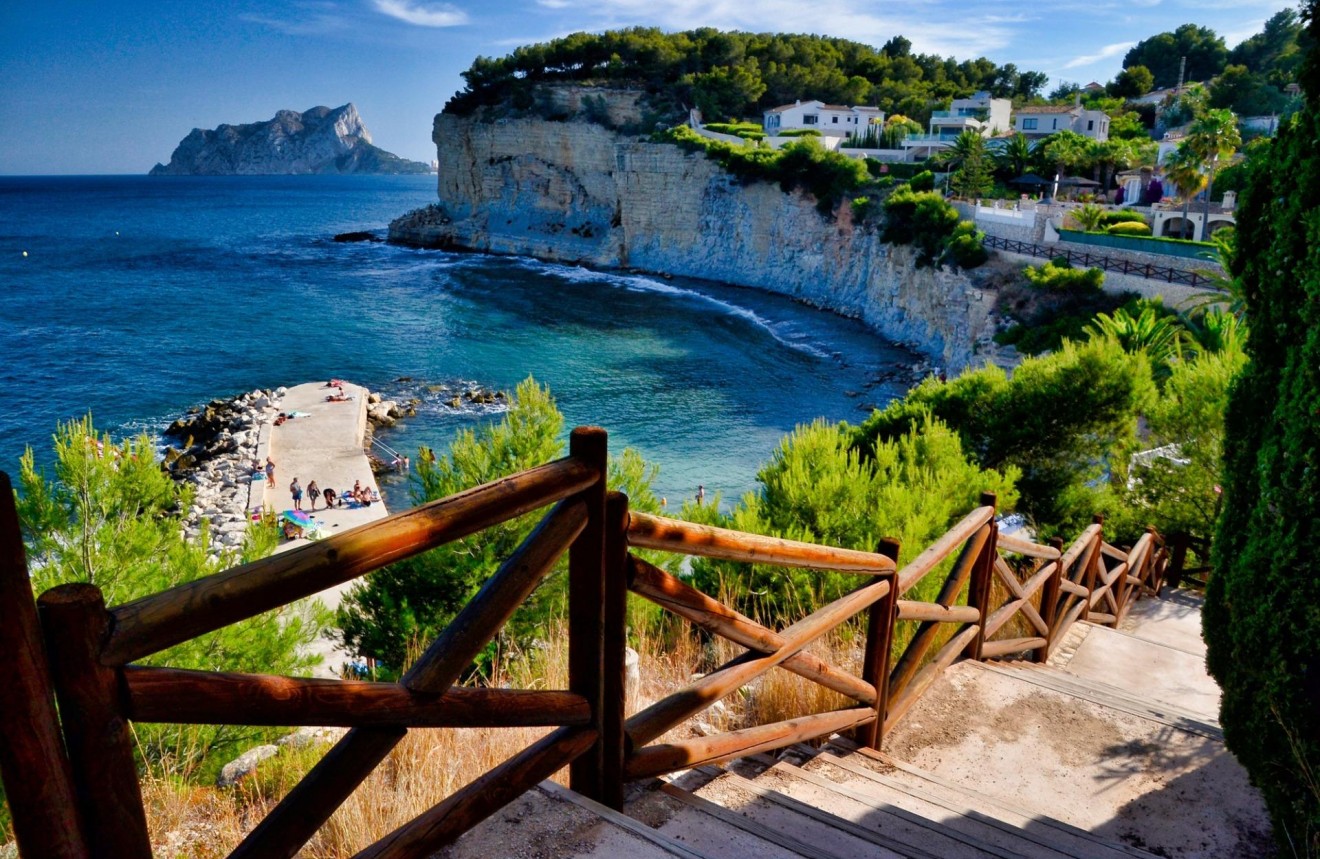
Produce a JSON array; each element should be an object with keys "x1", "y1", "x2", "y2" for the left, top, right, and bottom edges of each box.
[
  {"x1": 901, "y1": 91, "x2": 1011, "y2": 158},
  {"x1": 762, "y1": 100, "x2": 884, "y2": 137},
  {"x1": 1013, "y1": 103, "x2": 1110, "y2": 141}
]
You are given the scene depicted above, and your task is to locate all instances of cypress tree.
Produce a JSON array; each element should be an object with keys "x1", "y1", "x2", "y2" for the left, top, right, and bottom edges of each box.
[{"x1": 1204, "y1": 3, "x2": 1320, "y2": 851}]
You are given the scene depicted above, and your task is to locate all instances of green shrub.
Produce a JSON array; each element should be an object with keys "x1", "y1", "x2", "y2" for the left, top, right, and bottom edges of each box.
[
  {"x1": 704, "y1": 121, "x2": 762, "y2": 135},
  {"x1": 946, "y1": 221, "x2": 988, "y2": 268},
  {"x1": 909, "y1": 170, "x2": 935, "y2": 192},
  {"x1": 777, "y1": 128, "x2": 822, "y2": 137},
  {"x1": 1107, "y1": 221, "x2": 1153, "y2": 236},
  {"x1": 1024, "y1": 261, "x2": 1105, "y2": 293},
  {"x1": 1100, "y1": 210, "x2": 1149, "y2": 228},
  {"x1": 882, "y1": 186, "x2": 959, "y2": 264}
]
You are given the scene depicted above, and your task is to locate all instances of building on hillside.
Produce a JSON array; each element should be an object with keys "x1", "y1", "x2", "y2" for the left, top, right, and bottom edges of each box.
[
  {"x1": 762, "y1": 100, "x2": 884, "y2": 137},
  {"x1": 1083, "y1": 81, "x2": 1106, "y2": 94},
  {"x1": 1012, "y1": 102, "x2": 1110, "y2": 141},
  {"x1": 901, "y1": 90, "x2": 1011, "y2": 158}
]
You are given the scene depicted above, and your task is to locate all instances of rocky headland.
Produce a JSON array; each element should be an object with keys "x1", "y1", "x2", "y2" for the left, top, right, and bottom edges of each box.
[
  {"x1": 150, "y1": 104, "x2": 432, "y2": 176},
  {"x1": 388, "y1": 89, "x2": 1008, "y2": 372}
]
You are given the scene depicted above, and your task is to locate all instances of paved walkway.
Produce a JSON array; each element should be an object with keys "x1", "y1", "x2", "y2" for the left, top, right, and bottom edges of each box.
[{"x1": 261, "y1": 380, "x2": 388, "y2": 676}]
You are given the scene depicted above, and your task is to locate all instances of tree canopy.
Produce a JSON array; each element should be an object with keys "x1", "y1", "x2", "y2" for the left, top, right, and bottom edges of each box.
[
  {"x1": 445, "y1": 28, "x2": 1048, "y2": 122},
  {"x1": 1123, "y1": 24, "x2": 1229, "y2": 88}
]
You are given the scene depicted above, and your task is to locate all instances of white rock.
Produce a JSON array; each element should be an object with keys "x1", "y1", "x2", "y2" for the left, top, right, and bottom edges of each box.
[{"x1": 216, "y1": 744, "x2": 279, "y2": 787}]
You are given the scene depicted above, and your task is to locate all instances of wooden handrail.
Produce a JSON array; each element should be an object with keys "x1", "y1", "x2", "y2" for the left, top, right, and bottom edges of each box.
[
  {"x1": 995, "y1": 532, "x2": 1061, "y2": 560},
  {"x1": 628, "y1": 556, "x2": 878, "y2": 706},
  {"x1": 896, "y1": 601, "x2": 980, "y2": 624},
  {"x1": 895, "y1": 506, "x2": 994, "y2": 594},
  {"x1": 626, "y1": 511, "x2": 897, "y2": 574},
  {"x1": 124, "y1": 666, "x2": 592, "y2": 728},
  {"x1": 103, "y1": 456, "x2": 598, "y2": 666}
]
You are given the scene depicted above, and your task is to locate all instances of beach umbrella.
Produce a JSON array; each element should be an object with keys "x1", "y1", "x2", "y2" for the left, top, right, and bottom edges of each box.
[
  {"x1": 282, "y1": 509, "x2": 313, "y2": 527},
  {"x1": 1009, "y1": 173, "x2": 1050, "y2": 186},
  {"x1": 1058, "y1": 175, "x2": 1100, "y2": 186}
]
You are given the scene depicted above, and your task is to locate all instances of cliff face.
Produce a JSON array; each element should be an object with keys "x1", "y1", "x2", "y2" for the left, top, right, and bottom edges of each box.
[
  {"x1": 390, "y1": 106, "x2": 1000, "y2": 370},
  {"x1": 150, "y1": 104, "x2": 432, "y2": 175}
]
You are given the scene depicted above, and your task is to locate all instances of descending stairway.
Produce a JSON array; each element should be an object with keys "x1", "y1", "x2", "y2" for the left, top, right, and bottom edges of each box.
[{"x1": 437, "y1": 590, "x2": 1272, "y2": 859}]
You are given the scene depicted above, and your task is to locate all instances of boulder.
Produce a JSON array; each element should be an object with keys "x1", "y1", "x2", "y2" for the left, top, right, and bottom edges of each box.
[{"x1": 216, "y1": 744, "x2": 279, "y2": 787}]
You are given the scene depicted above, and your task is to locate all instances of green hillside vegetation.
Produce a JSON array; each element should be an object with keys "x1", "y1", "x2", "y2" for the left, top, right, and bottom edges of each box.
[{"x1": 446, "y1": 28, "x2": 1048, "y2": 123}]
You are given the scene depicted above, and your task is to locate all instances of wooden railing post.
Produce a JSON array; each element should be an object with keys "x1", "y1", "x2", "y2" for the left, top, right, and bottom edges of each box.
[
  {"x1": 568, "y1": 427, "x2": 608, "y2": 801},
  {"x1": 1083, "y1": 514, "x2": 1103, "y2": 621},
  {"x1": 1036, "y1": 537, "x2": 1065, "y2": 663},
  {"x1": 38, "y1": 584, "x2": 152, "y2": 859},
  {"x1": 965, "y1": 492, "x2": 998, "y2": 660},
  {"x1": 600, "y1": 491, "x2": 629, "y2": 809},
  {"x1": 0, "y1": 473, "x2": 89, "y2": 859},
  {"x1": 857, "y1": 537, "x2": 900, "y2": 750}
]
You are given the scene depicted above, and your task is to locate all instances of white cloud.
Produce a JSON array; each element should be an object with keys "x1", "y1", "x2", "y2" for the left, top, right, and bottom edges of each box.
[
  {"x1": 372, "y1": 0, "x2": 468, "y2": 27},
  {"x1": 1062, "y1": 41, "x2": 1135, "y2": 69},
  {"x1": 239, "y1": 11, "x2": 350, "y2": 35}
]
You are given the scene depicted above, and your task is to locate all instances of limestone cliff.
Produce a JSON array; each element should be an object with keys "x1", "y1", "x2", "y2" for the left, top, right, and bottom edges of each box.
[
  {"x1": 150, "y1": 104, "x2": 432, "y2": 176},
  {"x1": 390, "y1": 106, "x2": 1000, "y2": 370}
]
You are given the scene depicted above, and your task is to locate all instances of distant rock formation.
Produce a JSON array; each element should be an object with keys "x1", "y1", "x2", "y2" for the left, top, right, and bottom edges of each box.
[{"x1": 150, "y1": 104, "x2": 432, "y2": 175}]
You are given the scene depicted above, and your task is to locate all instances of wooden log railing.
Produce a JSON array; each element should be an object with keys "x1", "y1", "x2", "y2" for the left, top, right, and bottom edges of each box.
[{"x1": 0, "y1": 428, "x2": 1178, "y2": 859}]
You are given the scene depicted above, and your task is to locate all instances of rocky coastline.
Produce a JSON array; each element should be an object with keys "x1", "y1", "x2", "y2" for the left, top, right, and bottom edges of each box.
[{"x1": 388, "y1": 100, "x2": 1015, "y2": 373}]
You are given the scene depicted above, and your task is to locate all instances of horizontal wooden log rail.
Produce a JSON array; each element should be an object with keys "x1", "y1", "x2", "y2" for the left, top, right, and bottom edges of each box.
[
  {"x1": 627, "y1": 511, "x2": 897, "y2": 574},
  {"x1": 124, "y1": 666, "x2": 592, "y2": 728},
  {"x1": 897, "y1": 601, "x2": 980, "y2": 624},
  {"x1": 895, "y1": 506, "x2": 994, "y2": 594},
  {"x1": 103, "y1": 457, "x2": 597, "y2": 666},
  {"x1": 995, "y1": 532, "x2": 1061, "y2": 559},
  {"x1": 625, "y1": 708, "x2": 876, "y2": 781}
]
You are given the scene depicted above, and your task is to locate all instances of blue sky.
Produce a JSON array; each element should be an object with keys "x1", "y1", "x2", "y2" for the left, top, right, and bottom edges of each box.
[{"x1": 0, "y1": 0, "x2": 1295, "y2": 174}]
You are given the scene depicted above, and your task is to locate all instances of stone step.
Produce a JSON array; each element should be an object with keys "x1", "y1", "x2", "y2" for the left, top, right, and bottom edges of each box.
[
  {"x1": 818, "y1": 739, "x2": 1161, "y2": 859},
  {"x1": 974, "y1": 660, "x2": 1223, "y2": 739}
]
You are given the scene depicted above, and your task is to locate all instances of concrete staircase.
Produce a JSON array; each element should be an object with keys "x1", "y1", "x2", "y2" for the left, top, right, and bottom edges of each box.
[{"x1": 438, "y1": 590, "x2": 1273, "y2": 858}]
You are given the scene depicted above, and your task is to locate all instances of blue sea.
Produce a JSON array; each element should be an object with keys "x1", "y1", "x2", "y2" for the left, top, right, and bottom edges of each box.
[{"x1": 0, "y1": 174, "x2": 917, "y2": 507}]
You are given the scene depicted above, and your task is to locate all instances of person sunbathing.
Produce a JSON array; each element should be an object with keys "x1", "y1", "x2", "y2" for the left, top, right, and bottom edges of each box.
[{"x1": 322, "y1": 487, "x2": 338, "y2": 508}]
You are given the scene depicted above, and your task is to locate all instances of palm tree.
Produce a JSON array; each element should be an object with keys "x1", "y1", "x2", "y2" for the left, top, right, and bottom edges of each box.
[
  {"x1": 997, "y1": 132, "x2": 1036, "y2": 178},
  {"x1": 1085, "y1": 303, "x2": 1188, "y2": 379},
  {"x1": 935, "y1": 129, "x2": 986, "y2": 171},
  {"x1": 1185, "y1": 109, "x2": 1241, "y2": 239},
  {"x1": 1163, "y1": 144, "x2": 1208, "y2": 239},
  {"x1": 1070, "y1": 202, "x2": 1106, "y2": 231},
  {"x1": 1040, "y1": 130, "x2": 1098, "y2": 195}
]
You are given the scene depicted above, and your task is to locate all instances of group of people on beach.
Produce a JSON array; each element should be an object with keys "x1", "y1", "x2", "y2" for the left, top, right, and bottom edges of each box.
[{"x1": 287, "y1": 477, "x2": 378, "y2": 512}]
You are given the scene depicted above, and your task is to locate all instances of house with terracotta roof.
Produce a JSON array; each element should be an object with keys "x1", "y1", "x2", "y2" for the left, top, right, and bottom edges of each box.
[
  {"x1": 762, "y1": 100, "x2": 884, "y2": 137},
  {"x1": 1013, "y1": 103, "x2": 1110, "y2": 141}
]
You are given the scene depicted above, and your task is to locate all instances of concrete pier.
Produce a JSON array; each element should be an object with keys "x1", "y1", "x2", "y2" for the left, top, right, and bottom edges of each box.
[{"x1": 261, "y1": 380, "x2": 389, "y2": 676}]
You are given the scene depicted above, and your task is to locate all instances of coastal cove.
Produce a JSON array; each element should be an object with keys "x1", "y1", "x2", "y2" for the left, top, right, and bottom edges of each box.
[{"x1": 0, "y1": 174, "x2": 921, "y2": 507}]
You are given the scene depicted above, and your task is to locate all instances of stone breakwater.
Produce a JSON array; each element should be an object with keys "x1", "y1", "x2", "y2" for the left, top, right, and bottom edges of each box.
[
  {"x1": 163, "y1": 383, "x2": 407, "y2": 552},
  {"x1": 390, "y1": 105, "x2": 1008, "y2": 372}
]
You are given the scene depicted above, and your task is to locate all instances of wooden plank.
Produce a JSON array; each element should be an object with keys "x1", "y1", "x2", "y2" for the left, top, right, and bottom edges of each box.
[
  {"x1": 695, "y1": 766, "x2": 947, "y2": 859},
  {"x1": 992, "y1": 557, "x2": 1049, "y2": 635},
  {"x1": 1087, "y1": 611, "x2": 1117, "y2": 624},
  {"x1": 403, "y1": 498, "x2": 586, "y2": 691},
  {"x1": 354, "y1": 726, "x2": 597, "y2": 859},
  {"x1": 1100, "y1": 542, "x2": 1128, "y2": 561},
  {"x1": 1037, "y1": 537, "x2": 1065, "y2": 663},
  {"x1": 629, "y1": 558, "x2": 878, "y2": 707},
  {"x1": 1059, "y1": 525, "x2": 1102, "y2": 572},
  {"x1": 657, "y1": 781, "x2": 849, "y2": 859},
  {"x1": 625, "y1": 707, "x2": 876, "y2": 781},
  {"x1": 896, "y1": 601, "x2": 980, "y2": 624},
  {"x1": 229, "y1": 726, "x2": 406, "y2": 859},
  {"x1": 37, "y1": 585, "x2": 151, "y2": 859},
  {"x1": 104, "y1": 456, "x2": 598, "y2": 665},
  {"x1": 601, "y1": 491, "x2": 630, "y2": 809},
  {"x1": 628, "y1": 512, "x2": 896, "y2": 574},
  {"x1": 1058, "y1": 580, "x2": 1087, "y2": 597},
  {"x1": 994, "y1": 533, "x2": 1060, "y2": 560},
  {"x1": 568, "y1": 427, "x2": 609, "y2": 801},
  {"x1": 123, "y1": 666, "x2": 591, "y2": 727},
  {"x1": 981, "y1": 598, "x2": 1025, "y2": 639},
  {"x1": 539, "y1": 781, "x2": 714, "y2": 859},
  {"x1": 979, "y1": 637, "x2": 1048, "y2": 659},
  {"x1": 628, "y1": 556, "x2": 878, "y2": 706},
  {"x1": 895, "y1": 507, "x2": 994, "y2": 594},
  {"x1": 0, "y1": 472, "x2": 89, "y2": 859},
  {"x1": 626, "y1": 577, "x2": 889, "y2": 748}
]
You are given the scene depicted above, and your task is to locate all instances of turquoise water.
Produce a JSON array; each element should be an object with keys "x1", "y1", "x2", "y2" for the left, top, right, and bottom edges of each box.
[{"x1": 0, "y1": 174, "x2": 916, "y2": 506}]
